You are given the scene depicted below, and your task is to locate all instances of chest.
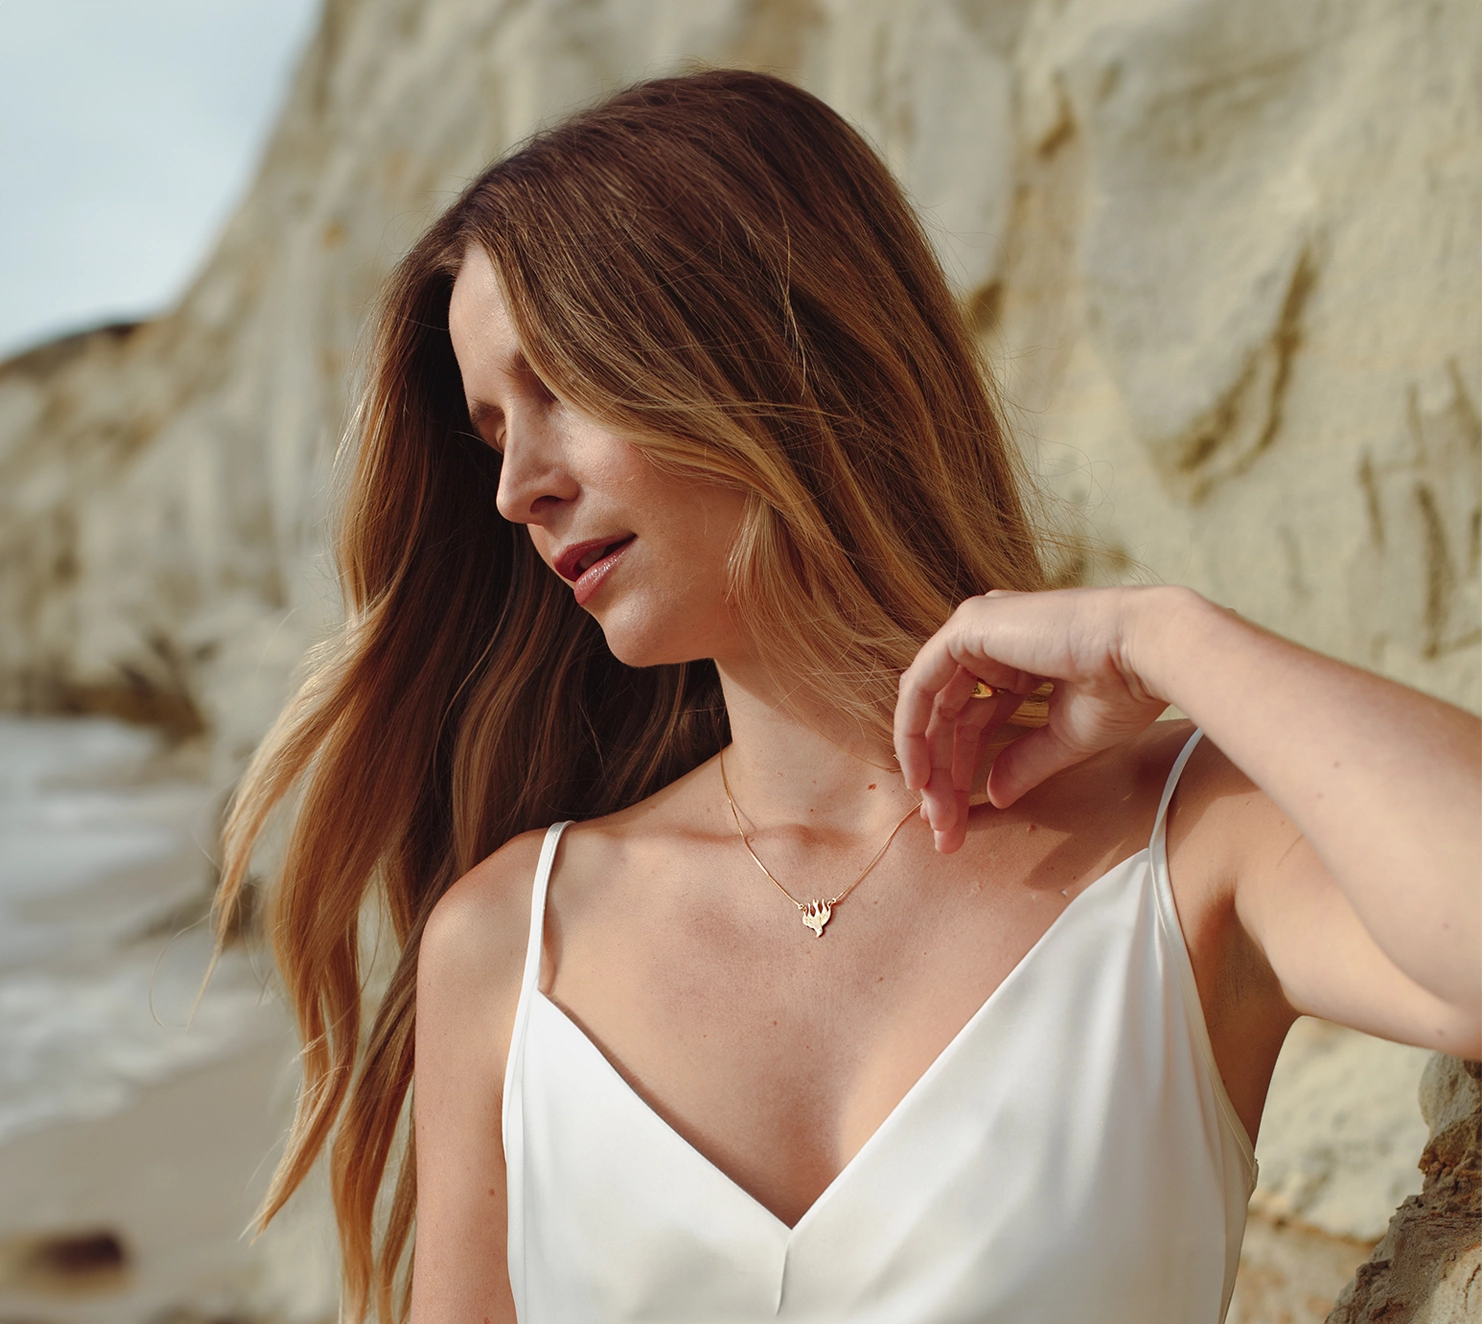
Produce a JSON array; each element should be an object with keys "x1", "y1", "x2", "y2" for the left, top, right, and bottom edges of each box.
[
  {"x1": 543, "y1": 823, "x2": 1137, "y2": 1225},
  {"x1": 508, "y1": 840, "x2": 1251, "y2": 1322}
]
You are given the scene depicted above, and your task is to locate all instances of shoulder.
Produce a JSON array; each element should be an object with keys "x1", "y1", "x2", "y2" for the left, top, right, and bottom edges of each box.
[
  {"x1": 1123, "y1": 720, "x2": 1284, "y2": 902},
  {"x1": 544, "y1": 755, "x2": 719, "y2": 869},
  {"x1": 1014, "y1": 718, "x2": 1202, "y2": 828},
  {"x1": 418, "y1": 827, "x2": 554, "y2": 1043},
  {"x1": 1112, "y1": 718, "x2": 1204, "y2": 798},
  {"x1": 961, "y1": 721, "x2": 1204, "y2": 890},
  {"x1": 412, "y1": 831, "x2": 555, "y2": 1317},
  {"x1": 1164, "y1": 726, "x2": 1284, "y2": 879},
  {"x1": 1062, "y1": 717, "x2": 1265, "y2": 844}
]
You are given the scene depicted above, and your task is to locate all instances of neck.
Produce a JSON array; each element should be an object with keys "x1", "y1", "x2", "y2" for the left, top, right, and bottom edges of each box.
[{"x1": 714, "y1": 655, "x2": 918, "y2": 836}]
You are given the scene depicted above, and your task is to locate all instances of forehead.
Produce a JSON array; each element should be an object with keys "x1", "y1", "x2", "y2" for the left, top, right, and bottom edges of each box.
[{"x1": 448, "y1": 246, "x2": 520, "y2": 373}]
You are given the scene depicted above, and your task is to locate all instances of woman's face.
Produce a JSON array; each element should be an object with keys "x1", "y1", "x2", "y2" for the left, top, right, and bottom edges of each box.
[{"x1": 449, "y1": 247, "x2": 753, "y2": 670}]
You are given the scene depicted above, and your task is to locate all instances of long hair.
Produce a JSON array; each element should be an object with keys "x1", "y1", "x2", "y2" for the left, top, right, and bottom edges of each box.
[{"x1": 216, "y1": 68, "x2": 1053, "y2": 1323}]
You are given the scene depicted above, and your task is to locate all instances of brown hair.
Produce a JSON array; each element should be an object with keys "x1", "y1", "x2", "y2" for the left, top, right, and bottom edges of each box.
[{"x1": 217, "y1": 67, "x2": 1051, "y2": 1323}]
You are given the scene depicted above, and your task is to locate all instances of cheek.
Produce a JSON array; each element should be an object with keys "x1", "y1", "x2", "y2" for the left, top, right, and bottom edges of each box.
[
  {"x1": 669, "y1": 521, "x2": 741, "y2": 611},
  {"x1": 596, "y1": 546, "x2": 741, "y2": 667},
  {"x1": 673, "y1": 488, "x2": 748, "y2": 568},
  {"x1": 642, "y1": 550, "x2": 728, "y2": 626}
]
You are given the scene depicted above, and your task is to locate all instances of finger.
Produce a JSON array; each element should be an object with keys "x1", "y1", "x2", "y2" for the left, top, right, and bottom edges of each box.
[
  {"x1": 920, "y1": 762, "x2": 969, "y2": 850},
  {"x1": 934, "y1": 678, "x2": 1015, "y2": 794},
  {"x1": 920, "y1": 682, "x2": 967, "y2": 836},
  {"x1": 897, "y1": 645, "x2": 1036, "y2": 790},
  {"x1": 950, "y1": 707, "x2": 986, "y2": 794},
  {"x1": 942, "y1": 663, "x2": 982, "y2": 714},
  {"x1": 928, "y1": 689, "x2": 1022, "y2": 845},
  {"x1": 921, "y1": 705, "x2": 962, "y2": 832},
  {"x1": 985, "y1": 722, "x2": 1096, "y2": 808},
  {"x1": 950, "y1": 687, "x2": 1018, "y2": 791},
  {"x1": 896, "y1": 646, "x2": 969, "y2": 789},
  {"x1": 923, "y1": 670, "x2": 977, "y2": 795},
  {"x1": 931, "y1": 783, "x2": 972, "y2": 855},
  {"x1": 895, "y1": 597, "x2": 1024, "y2": 789}
]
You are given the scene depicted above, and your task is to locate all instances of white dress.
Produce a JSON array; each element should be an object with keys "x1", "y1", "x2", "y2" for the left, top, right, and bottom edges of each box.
[{"x1": 503, "y1": 730, "x2": 1255, "y2": 1322}]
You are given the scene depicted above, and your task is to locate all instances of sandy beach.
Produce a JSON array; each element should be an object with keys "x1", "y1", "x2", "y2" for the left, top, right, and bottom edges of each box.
[{"x1": 0, "y1": 716, "x2": 335, "y2": 1324}]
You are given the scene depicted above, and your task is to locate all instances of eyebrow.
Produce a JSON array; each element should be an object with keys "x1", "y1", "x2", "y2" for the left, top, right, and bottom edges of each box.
[{"x1": 464, "y1": 350, "x2": 537, "y2": 435}]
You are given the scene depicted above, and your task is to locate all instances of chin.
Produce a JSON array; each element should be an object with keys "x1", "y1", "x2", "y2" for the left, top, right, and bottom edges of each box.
[
  {"x1": 591, "y1": 601, "x2": 716, "y2": 670},
  {"x1": 597, "y1": 626, "x2": 696, "y2": 670}
]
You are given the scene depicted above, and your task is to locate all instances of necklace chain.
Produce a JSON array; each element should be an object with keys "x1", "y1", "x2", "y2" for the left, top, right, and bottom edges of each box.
[{"x1": 717, "y1": 747, "x2": 919, "y2": 937}]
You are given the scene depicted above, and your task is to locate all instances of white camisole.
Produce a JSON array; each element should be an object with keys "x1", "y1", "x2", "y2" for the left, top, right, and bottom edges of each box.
[{"x1": 503, "y1": 730, "x2": 1256, "y2": 1322}]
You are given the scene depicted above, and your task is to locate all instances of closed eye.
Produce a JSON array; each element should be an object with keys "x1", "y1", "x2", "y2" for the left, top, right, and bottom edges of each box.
[
  {"x1": 467, "y1": 399, "x2": 505, "y2": 453},
  {"x1": 464, "y1": 354, "x2": 559, "y2": 454}
]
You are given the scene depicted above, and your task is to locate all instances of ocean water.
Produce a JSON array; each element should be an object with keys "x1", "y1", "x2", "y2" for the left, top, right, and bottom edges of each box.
[{"x1": 0, "y1": 716, "x2": 282, "y2": 1146}]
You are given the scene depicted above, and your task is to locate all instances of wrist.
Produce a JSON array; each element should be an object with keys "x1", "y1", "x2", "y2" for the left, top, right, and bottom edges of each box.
[{"x1": 1121, "y1": 585, "x2": 1221, "y2": 705}]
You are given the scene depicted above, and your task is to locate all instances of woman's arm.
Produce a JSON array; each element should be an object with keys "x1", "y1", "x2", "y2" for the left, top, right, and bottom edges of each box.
[
  {"x1": 409, "y1": 832, "x2": 547, "y2": 1324},
  {"x1": 894, "y1": 585, "x2": 1481, "y2": 1056}
]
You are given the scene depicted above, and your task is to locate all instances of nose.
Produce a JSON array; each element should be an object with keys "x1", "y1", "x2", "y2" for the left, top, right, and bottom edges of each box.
[{"x1": 494, "y1": 406, "x2": 579, "y2": 525}]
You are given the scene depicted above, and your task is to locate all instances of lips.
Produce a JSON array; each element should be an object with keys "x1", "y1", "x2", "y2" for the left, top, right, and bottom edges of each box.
[{"x1": 554, "y1": 534, "x2": 636, "y2": 606}]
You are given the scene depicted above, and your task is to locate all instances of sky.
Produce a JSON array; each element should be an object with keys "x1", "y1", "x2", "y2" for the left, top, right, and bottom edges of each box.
[{"x1": 0, "y1": 0, "x2": 320, "y2": 358}]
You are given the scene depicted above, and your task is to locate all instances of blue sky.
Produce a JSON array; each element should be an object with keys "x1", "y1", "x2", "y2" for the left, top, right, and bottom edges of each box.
[{"x1": 0, "y1": 0, "x2": 319, "y2": 357}]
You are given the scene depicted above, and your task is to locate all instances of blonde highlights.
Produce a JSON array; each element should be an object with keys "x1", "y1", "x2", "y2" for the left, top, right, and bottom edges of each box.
[{"x1": 217, "y1": 68, "x2": 1052, "y2": 1322}]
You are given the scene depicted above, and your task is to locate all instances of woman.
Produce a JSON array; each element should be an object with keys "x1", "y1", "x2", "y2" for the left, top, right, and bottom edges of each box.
[{"x1": 218, "y1": 69, "x2": 1480, "y2": 1323}]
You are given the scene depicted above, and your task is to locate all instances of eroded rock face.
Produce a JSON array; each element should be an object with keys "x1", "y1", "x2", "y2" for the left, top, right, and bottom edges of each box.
[
  {"x1": 0, "y1": 0, "x2": 1476, "y2": 1317},
  {"x1": 0, "y1": 0, "x2": 1475, "y2": 778},
  {"x1": 1326, "y1": 1057, "x2": 1482, "y2": 1324}
]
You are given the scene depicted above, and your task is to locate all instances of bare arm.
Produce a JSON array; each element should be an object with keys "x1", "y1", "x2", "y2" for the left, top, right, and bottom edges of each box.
[
  {"x1": 409, "y1": 832, "x2": 546, "y2": 1324},
  {"x1": 1138, "y1": 590, "x2": 1479, "y2": 1041},
  {"x1": 894, "y1": 585, "x2": 1482, "y2": 1056}
]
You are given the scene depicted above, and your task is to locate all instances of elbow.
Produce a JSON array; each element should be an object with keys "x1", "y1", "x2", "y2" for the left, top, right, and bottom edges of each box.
[
  {"x1": 1435, "y1": 1003, "x2": 1482, "y2": 1063},
  {"x1": 1457, "y1": 1026, "x2": 1482, "y2": 1064}
]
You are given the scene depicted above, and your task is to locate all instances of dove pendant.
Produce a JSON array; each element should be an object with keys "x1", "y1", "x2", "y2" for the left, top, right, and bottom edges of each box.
[
  {"x1": 718, "y1": 748, "x2": 919, "y2": 943},
  {"x1": 800, "y1": 899, "x2": 833, "y2": 937}
]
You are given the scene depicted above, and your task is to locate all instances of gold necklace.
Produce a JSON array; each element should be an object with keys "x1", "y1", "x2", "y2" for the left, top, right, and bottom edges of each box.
[{"x1": 717, "y1": 748, "x2": 919, "y2": 938}]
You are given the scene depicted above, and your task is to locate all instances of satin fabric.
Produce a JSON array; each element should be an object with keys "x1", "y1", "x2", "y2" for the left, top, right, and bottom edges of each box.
[{"x1": 503, "y1": 730, "x2": 1255, "y2": 1322}]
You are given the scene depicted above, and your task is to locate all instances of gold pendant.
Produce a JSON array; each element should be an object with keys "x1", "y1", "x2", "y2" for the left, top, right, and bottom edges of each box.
[{"x1": 800, "y1": 899, "x2": 833, "y2": 937}]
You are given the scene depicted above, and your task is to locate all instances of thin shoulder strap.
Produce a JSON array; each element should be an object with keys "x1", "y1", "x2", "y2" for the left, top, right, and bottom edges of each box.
[
  {"x1": 1150, "y1": 727, "x2": 1203, "y2": 852},
  {"x1": 520, "y1": 821, "x2": 571, "y2": 1000},
  {"x1": 1145, "y1": 726, "x2": 1258, "y2": 1186},
  {"x1": 504, "y1": 820, "x2": 571, "y2": 1313}
]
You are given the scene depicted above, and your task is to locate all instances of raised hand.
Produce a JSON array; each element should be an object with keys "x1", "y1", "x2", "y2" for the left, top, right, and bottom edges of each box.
[{"x1": 894, "y1": 587, "x2": 1173, "y2": 853}]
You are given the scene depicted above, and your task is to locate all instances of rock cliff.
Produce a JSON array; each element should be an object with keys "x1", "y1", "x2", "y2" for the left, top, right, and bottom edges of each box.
[
  {"x1": 1327, "y1": 1057, "x2": 1482, "y2": 1323},
  {"x1": 1, "y1": 0, "x2": 1475, "y2": 770},
  {"x1": 0, "y1": 0, "x2": 1476, "y2": 1319}
]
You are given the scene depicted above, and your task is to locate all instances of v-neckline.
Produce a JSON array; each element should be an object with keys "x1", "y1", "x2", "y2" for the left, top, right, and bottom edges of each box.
[{"x1": 531, "y1": 847, "x2": 1149, "y2": 1235}]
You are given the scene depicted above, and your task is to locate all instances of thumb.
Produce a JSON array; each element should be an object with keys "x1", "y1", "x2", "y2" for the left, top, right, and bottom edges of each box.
[{"x1": 986, "y1": 724, "x2": 1094, "y2": 808}]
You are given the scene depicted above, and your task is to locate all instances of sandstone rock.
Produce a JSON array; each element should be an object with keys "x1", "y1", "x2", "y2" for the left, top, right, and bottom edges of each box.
[
  {"x1": 1325, "y1": 1057, "x2": 1482, "y2": 1324},
  {"x1": 1, "y1": 0, "x2": 1475, "y2": 764}
]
